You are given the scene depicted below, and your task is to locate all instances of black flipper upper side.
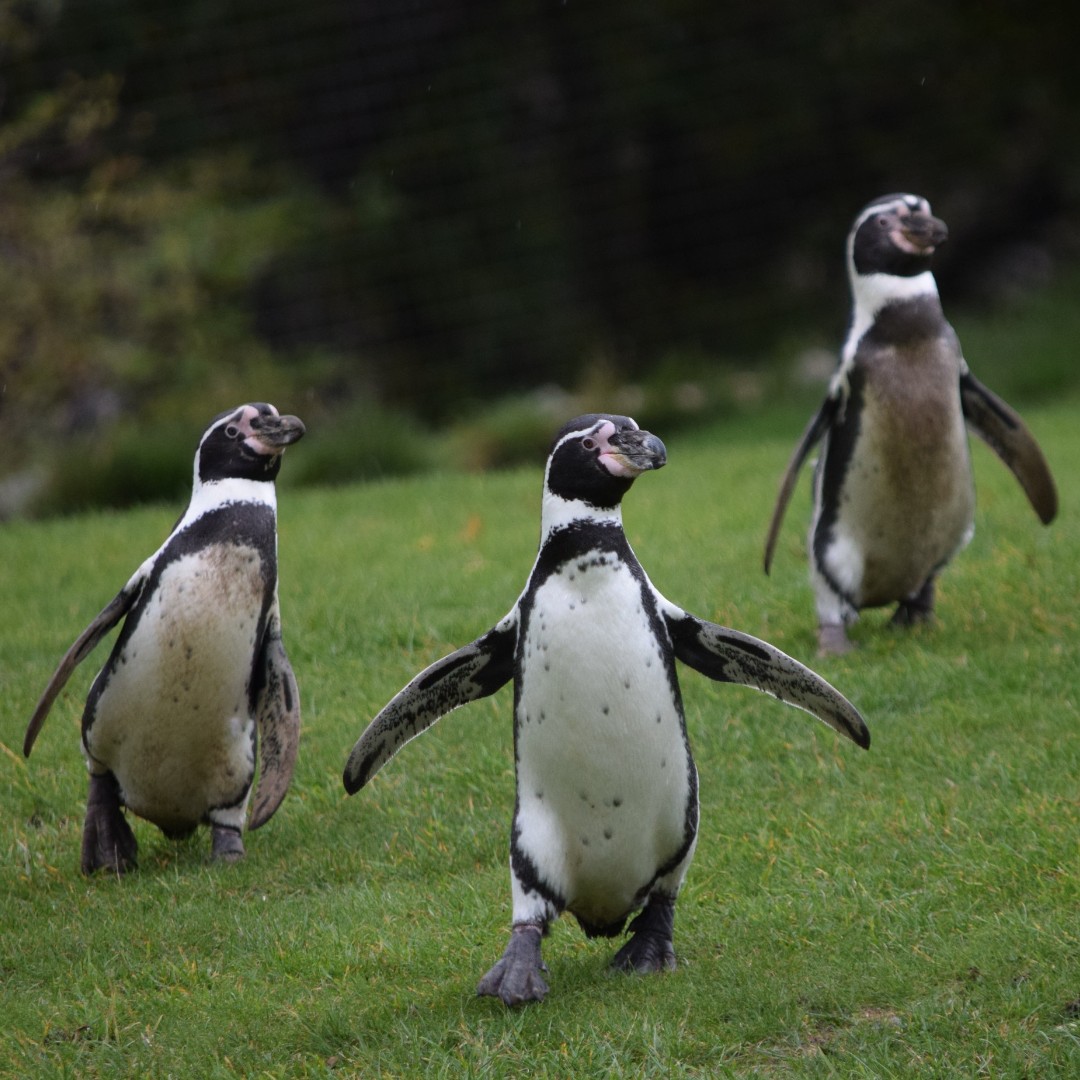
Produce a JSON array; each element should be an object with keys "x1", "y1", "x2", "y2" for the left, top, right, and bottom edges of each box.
[
  {"x1": 959, "y1": 370, "x2": 1058, "y2": 525},
  {"x1": 663, "y1": 606, "x2": 870, "y2": 749},
  {"x1": 248, "y1": 607, "x2": 302, "y2": 830},
  {"x1": 343, "y1": 617, "x2": 519, "y2": 794},
  {"x1": 23, "y1": 579, "x2": 144, "y2": 758},
  {"x1": 763, "y1": 392, "x2": 841, "y2": 574}
]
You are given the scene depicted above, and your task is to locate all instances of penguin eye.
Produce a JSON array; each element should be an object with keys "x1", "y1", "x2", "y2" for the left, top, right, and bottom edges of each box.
[
  {"x1": 877, "y1": 215, "x2": 891, "y2": 228},
  {"x1": 582, "y1": 437, "x2": 597, "y2": 451},
  {"x1": 225, "y1": 424, "x2": 240, "y2": 439}
]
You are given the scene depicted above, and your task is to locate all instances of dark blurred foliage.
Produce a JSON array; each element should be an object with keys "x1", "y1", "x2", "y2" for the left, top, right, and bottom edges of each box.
[{"x1": 2, "y1": 0, "x2": 1079, "y2": 511}]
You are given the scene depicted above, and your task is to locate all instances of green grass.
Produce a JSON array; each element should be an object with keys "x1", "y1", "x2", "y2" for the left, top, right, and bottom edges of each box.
[{"x1": 2, "y1": 397, "x2": 1079, "y2": 1077}]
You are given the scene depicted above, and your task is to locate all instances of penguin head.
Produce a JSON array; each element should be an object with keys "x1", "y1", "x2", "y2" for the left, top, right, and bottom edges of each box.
[
  {"x1": 849, "y1": 193, "x2": 948, "y2": 279},
  {"x1": 545, "y1": 414, "x2": 667, "y2": 510},
  {"x1": 195, "y1": 403, "x2": 306, "y2": 485}
]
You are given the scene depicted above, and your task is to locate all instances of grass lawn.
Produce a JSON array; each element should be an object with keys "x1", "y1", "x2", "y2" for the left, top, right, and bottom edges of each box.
[{"x1": 2, "y1": 395, "x2": 1078, "y2": 1077}]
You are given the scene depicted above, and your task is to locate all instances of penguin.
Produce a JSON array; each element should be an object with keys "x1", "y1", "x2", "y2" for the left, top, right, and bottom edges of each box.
[
  {"x1": 764, "y1": 193, "x2": 1058, "y2": 654},
  {"x1": 344, "y1": 414, "x2": 869, "y2": 1006},
  {"x1": 24, "y1": 403, "x2": 305, "y2": 874}
]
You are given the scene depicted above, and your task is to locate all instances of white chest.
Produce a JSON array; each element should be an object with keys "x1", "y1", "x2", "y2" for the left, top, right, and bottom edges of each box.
[
  {"x1": 514, "y1": 555, "x2": 694, "y2": 923},
  {"x1": 86, "y1": 543, "x2": 269, "y2": 829}
]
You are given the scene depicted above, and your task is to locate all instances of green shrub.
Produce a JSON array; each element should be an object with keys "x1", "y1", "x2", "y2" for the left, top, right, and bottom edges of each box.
[{"x1": 286, "y1": 400, "x2": 439, "y2": 487}]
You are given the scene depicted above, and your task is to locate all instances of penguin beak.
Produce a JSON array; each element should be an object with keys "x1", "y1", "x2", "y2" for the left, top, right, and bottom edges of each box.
[
  {"x1": 606, "y1": 429, "x2": 667, "y2": 475},
  {"x1": 248, "y1": 413, "x2": 306, "y2": 454},
  {"x1": 897, "y1": 212, "x2": 948, "y2": 255}
]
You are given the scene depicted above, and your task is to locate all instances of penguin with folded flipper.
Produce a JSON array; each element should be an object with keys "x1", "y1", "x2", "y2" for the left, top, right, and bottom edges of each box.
[
  {"x1": 763, "y1": 193, "x2": 1058, "y2": 655},
  {"x1": 24, "y1": 403, "x2": 305, "y2": 874},
  {"x1": 344, "y1": 414, "x2": 869, "y2": 1006}
]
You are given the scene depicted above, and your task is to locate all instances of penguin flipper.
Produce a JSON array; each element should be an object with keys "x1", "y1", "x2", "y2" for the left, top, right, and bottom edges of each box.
[
  {"x1": 248, "y1": 612, "x2": 301, "y2": 830},
  {"x1": 663, "y1": 606, "x2": 870, "y2": 749},
  {"x1": 23, "y1": 584, "x2": 140, "y2": 758},
  {"x1": 763, "y1": 394, "x2": 839, "y2": 574},
  {"x1": 343, "y1": 616, "x2": 518, "y2": 794},
  {"x1": 959, "y1": 370, "x2": 1058, "y2": 525}
]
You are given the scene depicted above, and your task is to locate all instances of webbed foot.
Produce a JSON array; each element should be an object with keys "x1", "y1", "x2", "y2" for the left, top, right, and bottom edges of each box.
[
  {"x1": 81, "y1": 772, "x2": 138, "y2": 876},
  {"x1": 817, "y1": 623, "x2": 855, "y2": 656},
  {"x1": 211, "y1": 824, "x2": 245, "y2": 862},
  {"x1": 610, "y1": 894, "x2": 677, "y2": 973},
  {"x1": 891, "y1": 578, "x2": 936, "y2": 627},
  {"x1": 477, "y1": 923, "x2": 549, "y2": 1006}
]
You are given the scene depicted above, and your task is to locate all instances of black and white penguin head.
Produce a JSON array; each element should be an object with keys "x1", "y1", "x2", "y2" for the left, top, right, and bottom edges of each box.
[
  {"x1": 195, "y1": 403, "x2": 306, "y2": 486},
  {"x1": 544, "y1": 414, "x2": 667, "y2": 513},
  {"x1": 848, "y1": 193, "x2": 948, "y2": 279}
]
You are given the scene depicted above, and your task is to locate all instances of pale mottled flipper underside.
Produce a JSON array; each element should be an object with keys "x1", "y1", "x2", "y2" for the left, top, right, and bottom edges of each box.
[
  {"x1": 663, "y1": 604, "x2": 870, "y2": 749},
  {"x1": 249, "y1": 606, "x2": 302, "y2": 830},
  {"x1": 343, "y1": 618, "x2": 518, "y2": 795}
]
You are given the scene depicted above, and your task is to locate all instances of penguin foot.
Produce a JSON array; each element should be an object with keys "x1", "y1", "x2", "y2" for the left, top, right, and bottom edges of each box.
[
  {"x1": 477, "y1": 923, "x2": 549, "y2": 1006},
  {"x1": 211, "y1": 824, "x2": 246, "y2": 862},
  {"x1": 890, "y1": 603, "x2": 934, "y2": 627},
  {"x1": 817, "y1": 623, "x2": 855, "y2": 656},
  {"x1": 890, "y1": 579, "x2": 936, "y2": 627},
  {"x1": 610, "y1": 894, "x2": 676, "y2": 974},
  {"x1": 81, "y1": 772, "x2": 138, "y2": 876}
]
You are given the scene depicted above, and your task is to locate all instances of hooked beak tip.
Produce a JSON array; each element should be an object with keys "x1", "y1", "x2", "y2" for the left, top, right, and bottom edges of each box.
[
  {"x1": 643, "y1": 434, "x2": 667, "y2": 469},
  {"x1": 252, "y1": 415, "x2": 306, "y2": 450}
]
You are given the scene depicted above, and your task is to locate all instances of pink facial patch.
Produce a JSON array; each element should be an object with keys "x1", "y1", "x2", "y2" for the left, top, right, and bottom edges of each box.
[{"x1": 592, "y1": 421, "x2": 644, "y2": 478}]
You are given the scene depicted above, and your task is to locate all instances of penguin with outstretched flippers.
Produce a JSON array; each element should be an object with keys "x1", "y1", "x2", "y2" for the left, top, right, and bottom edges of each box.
[
  {"x1": 345, "y1": 414, "x2": 868, "y2": 1006},
  {"x1": 764, "y1": 193, "x2": 1057, "y2": 654}
]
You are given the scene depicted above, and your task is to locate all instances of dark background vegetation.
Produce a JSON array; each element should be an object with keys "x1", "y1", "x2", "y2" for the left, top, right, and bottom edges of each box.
[{"x1": 2, "y1": 0, "x2": 1079, "y2": 514}]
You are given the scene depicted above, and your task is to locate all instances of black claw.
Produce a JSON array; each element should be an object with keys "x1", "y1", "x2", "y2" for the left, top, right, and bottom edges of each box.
[{"x1": 477, "y1": 924, "x2": 549, "y2": 1006}]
